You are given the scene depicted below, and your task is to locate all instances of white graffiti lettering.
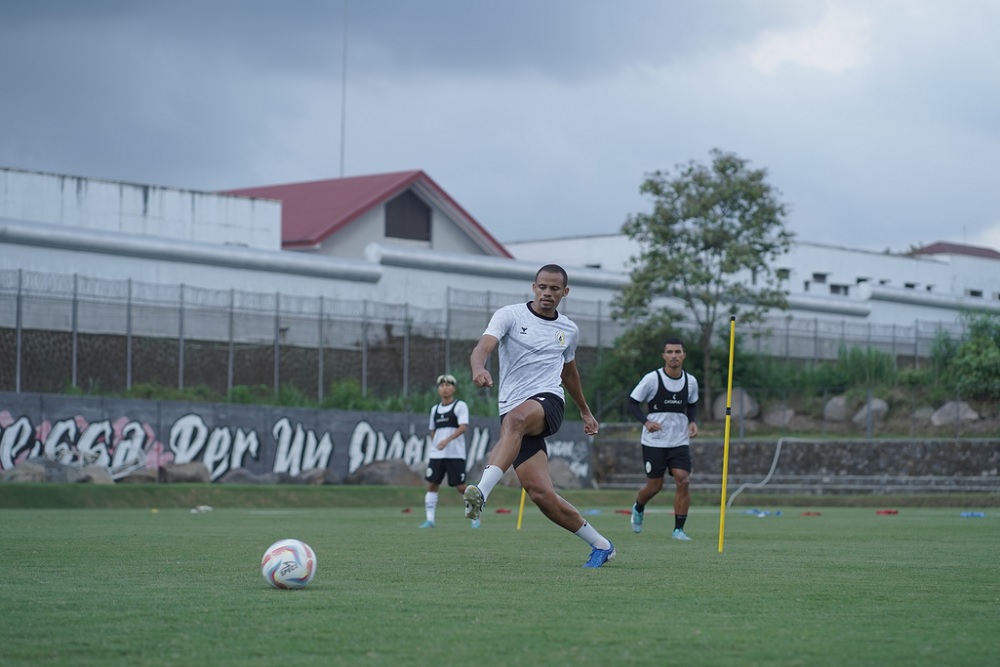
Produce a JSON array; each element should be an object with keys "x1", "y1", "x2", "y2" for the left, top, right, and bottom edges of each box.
[
  {"x1": 0, "y1": 416, "x2": 34, "y2": 468},
  {"x1": 170, "y1": 414, "x2": 209, "y2": 463},
  {"x1": 272, "y1": 417, "x2": 333, "y2": 476},
  {"x1": 76, "y1": 420, "x2": 113, "y2": 468},
  {"x1": 43, "y1": 418, "x2": 79, "y2": 464},
  {"x1": 231, "y1": 429, "x2": 259, "y2": 470}
]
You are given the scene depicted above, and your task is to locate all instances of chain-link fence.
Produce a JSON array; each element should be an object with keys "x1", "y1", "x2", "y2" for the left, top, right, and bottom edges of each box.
[{"x1": 0, "y1": 269, "x2": 970, "y2": 402}]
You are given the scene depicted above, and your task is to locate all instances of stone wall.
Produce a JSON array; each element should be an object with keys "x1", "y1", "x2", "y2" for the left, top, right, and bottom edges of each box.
[{"x1": 593, "y1": 424, "x2": 1000, "y2": 494}]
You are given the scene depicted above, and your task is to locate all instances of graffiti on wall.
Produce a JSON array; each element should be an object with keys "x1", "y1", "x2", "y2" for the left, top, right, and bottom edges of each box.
[
  {"x1": 0, "y1": 393, "x2": 591, "y2": 484},
  {"x1": 1, "y1": 410, "x2": 495, "y2": 481}
]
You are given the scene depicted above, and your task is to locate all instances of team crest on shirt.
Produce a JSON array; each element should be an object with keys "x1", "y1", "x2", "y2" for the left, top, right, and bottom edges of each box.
[{"x1": 556, "y1": 331, "x2": 566, "y2": 346}]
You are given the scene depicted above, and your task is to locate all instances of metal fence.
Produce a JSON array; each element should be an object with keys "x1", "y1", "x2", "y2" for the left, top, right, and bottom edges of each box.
[{"x1": 0, "y1": 268, "x2": 970, "y2": 403}]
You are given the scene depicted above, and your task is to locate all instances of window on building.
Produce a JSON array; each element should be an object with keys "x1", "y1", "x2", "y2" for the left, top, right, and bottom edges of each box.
[
  {"x1": 926, "y1": 285, "x2": 934, "y2": 292},
  {"x1": 830, "y1": 284, "x2": 850, "y2": 296},
  {"x1": 966, "y1": 288, "x2": 983, "y2": 298},
  {"x1": 385, "y1": 191, "x2": 431, "y2": 242},
  {"x1": 812, "y1": 272, "x2": 828, "y2": 284},
  {"x1": 856, "y1": 277, "x2": 869, "y2": 284},
  {"x1": 879, "y1": 279, "x2": 890, "y2": 285},
  {"x1": 776, "y1": 268, "x2": 790, "y2": 280},
  {"x1": 803, "y1": 280, "x2": 810, "y2": 292},
  {"x1": 904, "y1": 282, "x2": 918, "y2": 289}
]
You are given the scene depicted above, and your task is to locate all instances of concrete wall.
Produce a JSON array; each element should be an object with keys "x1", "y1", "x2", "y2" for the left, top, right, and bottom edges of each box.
[{"x1": 0, "y1": 167, "x2": 281, "y2": 250}]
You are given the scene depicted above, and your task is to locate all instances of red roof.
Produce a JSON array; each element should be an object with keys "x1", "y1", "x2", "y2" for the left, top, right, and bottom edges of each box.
[
  {"x1": 909, "y1": 241, "x2": 1000, "y2": 260},
  {"x1": 220, "y1": 170, "x2": 511, "y2": 257}
]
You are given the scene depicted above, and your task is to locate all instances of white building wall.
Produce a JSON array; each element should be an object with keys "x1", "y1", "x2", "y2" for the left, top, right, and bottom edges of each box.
[
  {"x1": 0, "y1": 168, "x2": 281, "y2": 251},
  {"x1": 505, "y1": 236, "x2": 1000, "y2": 325}
]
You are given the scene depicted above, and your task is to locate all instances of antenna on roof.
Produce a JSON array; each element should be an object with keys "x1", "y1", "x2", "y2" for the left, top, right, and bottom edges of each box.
[{"x1": 339, "y1": 0, "x2": 350, "y2": 178}]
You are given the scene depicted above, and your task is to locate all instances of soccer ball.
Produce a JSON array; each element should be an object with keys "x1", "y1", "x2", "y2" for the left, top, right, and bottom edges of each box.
[{"x1": 261, "y1": 538, "x2": 317, "y2": 589}]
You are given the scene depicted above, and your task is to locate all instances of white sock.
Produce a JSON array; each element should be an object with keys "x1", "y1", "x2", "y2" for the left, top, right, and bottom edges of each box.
[
  {"x1": 575, "y1": 520, "x2": 611, "y2": 550},
  {"x1": 424, "y1": 491, "x2": 438, "y2": 523},
  {"x1": 476, "y1": 465, "x2": 506, "y2": 501}
]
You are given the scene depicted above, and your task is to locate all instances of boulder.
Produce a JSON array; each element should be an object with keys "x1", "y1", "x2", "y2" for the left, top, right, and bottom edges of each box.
[
  {"x1": 713, "y1": 388, "x2": 760, "y2": 421},
  {"x1": 117, "y1": 468, "x2": 158, "y2": 484},
  {"x1": 289, "y1": 468, "x2": 328, "y2": 485},
  {"x1": 823, "y1": 395, "x2": 853, "y2": 422},
  {"x1": 344, "y1": 459, "x2": 424, "y2": 486},
  {"x1": 931, "y1": 401, "x2": 980, "y2": 427},
  {"x1": 160, "y1": 461, "x2": 211, "y2": 483},
  {"x1": 77, "y1": 464, "x2": 116, "y2": 484},
  {"x1": 852, "y1": 398, "x2": 889, "y2": 425},
  {"x1": 1, "y1": 460, "x2": 48, "y2": 483},
  {"x1": 217, "y1": 468, "x2": 280, "y2": 484},
  {"x1": 763, "y1": 407, "x2": 795, "y2": 428}
]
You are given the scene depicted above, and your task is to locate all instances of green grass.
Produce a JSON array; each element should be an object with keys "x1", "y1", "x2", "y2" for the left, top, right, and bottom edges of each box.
[{"x1": 1, "y1": 490, "x2": 997, "y2": 666}]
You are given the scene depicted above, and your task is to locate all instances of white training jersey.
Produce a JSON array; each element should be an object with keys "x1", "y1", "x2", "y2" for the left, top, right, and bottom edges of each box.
[
  {"x1": 483, "y1": 302, "x2": 578, "y2": 416},
  {"x1": 629, "y1": 369, "x2": 699, "y2": 448},
  {"x1": 427, "y1": 400, "x2": 470, "y2": 459}
]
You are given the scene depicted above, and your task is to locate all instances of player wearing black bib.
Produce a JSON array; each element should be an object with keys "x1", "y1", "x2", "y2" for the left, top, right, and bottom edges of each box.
[
  {"x1": 627, "y1": 337, "x2": 700, "y2": 540},
  {"x1": 419, "y1": 374, "x2": 478, "y2": 529}
]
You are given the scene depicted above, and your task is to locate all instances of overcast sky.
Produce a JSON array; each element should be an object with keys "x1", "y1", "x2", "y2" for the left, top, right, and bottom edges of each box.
[{"x1": 2, "y1": 0, "x2": 999, "y2": 252}]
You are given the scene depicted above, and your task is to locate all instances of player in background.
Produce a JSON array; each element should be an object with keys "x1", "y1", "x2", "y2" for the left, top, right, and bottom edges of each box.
[
  {"x1": 464, "y1": 264, "x2": 615, "y2": 568},
  {"x1": 420, "y1": 374, "x2": 479, "y2": 529},
  {"x1": 627, "y1": 337, "x2": 700, "y2": 540}
]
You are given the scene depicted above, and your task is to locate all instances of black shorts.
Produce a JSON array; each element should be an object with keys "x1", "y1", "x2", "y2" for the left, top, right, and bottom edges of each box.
[
  {"x1": 505, "y1": 392, "x2": 565, "y2": 469},
  {"x1": 424, "y1": 458, "x2": 467, "y2": 486},
  {"x1": 641, "y1": 445, "x2": 692, "y2": 479}
]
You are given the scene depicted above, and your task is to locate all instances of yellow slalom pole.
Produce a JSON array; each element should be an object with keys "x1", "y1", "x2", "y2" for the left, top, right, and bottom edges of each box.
[
  {"x1": 516, "y1": 487, "x2": 527, "y2": 530},
  {"x1": 718, "y1": 316, "x2": 737, "y2": 553}
]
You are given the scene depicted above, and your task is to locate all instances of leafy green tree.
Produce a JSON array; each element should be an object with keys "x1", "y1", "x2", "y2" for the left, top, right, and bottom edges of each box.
[
  {"x1": 618, "y1": 149, "x2": 793, "y2": 416},
  {"x1": 947, "y1": 313, "x2": 1000, "y2": 399}
]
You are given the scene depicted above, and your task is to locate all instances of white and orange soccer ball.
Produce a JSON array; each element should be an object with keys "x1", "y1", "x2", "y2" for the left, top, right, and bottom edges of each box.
[{"x1": 260, "y1": 539, "x2": 317, "y2": 589}]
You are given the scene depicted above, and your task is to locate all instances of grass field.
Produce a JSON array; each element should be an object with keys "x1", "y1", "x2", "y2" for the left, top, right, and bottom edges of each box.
[{"x1": 2, "y1": 487, "x2": 997, "y2": 666}]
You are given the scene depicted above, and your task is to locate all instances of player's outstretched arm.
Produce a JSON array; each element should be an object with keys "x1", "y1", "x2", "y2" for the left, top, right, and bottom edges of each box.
[
  {"x1": 470, "y1": 334, "x2": 499, "y2": 388},
  {"x1": 561, "y1": 360, "x2": 598, "y2": 435}
]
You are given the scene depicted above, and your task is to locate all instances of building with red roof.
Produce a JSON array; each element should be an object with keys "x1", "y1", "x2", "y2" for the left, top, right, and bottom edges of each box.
[{"x1": 221, "y1": 170, "x2": 512, "y2": 260}]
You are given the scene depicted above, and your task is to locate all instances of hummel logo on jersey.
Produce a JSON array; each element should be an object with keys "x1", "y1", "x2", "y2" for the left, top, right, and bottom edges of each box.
[{"x1": 520, "y1": 327, "x2": 528, "y2": 335}]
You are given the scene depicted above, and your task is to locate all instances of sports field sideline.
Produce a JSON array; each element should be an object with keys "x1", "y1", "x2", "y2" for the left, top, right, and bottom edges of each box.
[{"x1": 2, "y1": 486, "x2": 996, "y2": 667}]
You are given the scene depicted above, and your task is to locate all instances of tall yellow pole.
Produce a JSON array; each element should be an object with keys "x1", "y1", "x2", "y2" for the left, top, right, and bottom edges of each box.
[
  {"x1": 718, "y1": 316, "x2": 737, "y2": 553},
  {"x1": 516, "y1": 487, "x2": 527, "y2": 530}
]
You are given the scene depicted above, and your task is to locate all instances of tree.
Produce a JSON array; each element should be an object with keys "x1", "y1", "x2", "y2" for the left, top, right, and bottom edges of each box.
[
  {"x1": 617, "y1": 149, "x2": 793, "y2": 417},
  {"x1": 947, "y1": 313, "x2": 1000, "y2": 399}
]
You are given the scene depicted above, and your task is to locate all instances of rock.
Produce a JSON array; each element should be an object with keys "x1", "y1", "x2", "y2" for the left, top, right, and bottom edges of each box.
[
  {"x1": 931, "y1": 401, "x2": 980, "y2": 427},
  {"x1": 344, "y1": 459, "x2": 424, "y2": 486},
  {"x1": 77, "y1": 464, "x2": 115, "y2": 484},
  {"x1": 763, "y1": 407, "x2": 795, "y2": 428},
  {"x1": 1, "y1": 460, "x2": 48, "y2": 483},
  {"x1": 117, "y1": 468, "x2": 158, "y2": 484},
  {"x1": 289, "y1": 468, "x2": 328, "y2": 485},
  {"x1": 823, "y1": 395, "x2": 853, "y2": 422},
  {"x1": 160, "y1": 461, "x2": 211, "y2": 483},
  {"x1": 713, "y1": 388, "x2": 760, "y2": 421},
  {"x1": 217, "y1": 468, "x2": 280, "y2": 484},
  {"x1": 852, "y1": 398, "x2": 889, "y2": 425}
]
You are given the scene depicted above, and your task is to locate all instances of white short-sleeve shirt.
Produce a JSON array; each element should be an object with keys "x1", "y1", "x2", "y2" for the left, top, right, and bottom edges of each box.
[
  {"x1": 483, "y1": 302, "x2": 578, "y2": 416},
  {"x1": 629, "y1": 369, "x2": 699, "y2": 448},
  {"x1": 427, "y1": 400, "x2": 470, "y2": 459}
]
